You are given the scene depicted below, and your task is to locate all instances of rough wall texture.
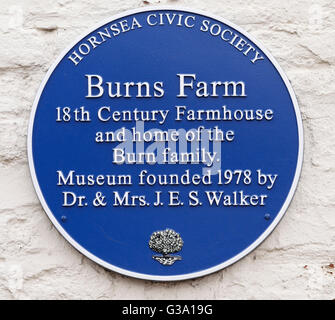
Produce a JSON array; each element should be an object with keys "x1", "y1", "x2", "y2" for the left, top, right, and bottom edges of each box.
[{"x1": 0, "y1": 0, "x2": 334, "y2": 299}]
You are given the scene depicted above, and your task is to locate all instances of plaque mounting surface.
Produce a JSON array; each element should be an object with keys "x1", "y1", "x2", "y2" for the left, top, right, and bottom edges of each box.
[{"x1": 28, "y1": 7, "x2": 303, "y2": 281}]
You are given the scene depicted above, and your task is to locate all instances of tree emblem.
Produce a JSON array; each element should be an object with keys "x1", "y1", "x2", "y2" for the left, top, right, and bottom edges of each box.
[{"x1": 149, "y1": 229, "x2": 183, "y2": 266}]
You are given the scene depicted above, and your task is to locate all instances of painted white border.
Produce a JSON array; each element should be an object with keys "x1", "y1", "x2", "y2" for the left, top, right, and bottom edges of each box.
[{"x1": 27, "y1": 6, "x2": 304, "y2": 282}]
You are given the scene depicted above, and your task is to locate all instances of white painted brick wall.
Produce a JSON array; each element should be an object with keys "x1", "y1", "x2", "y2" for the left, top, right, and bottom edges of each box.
[{"x1": 0, "y1": 0, "x2": 334, "y2": 299}]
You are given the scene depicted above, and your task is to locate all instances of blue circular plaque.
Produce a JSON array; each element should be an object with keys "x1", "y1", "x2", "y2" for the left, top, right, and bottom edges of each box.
[{"x1": 28, "y1": 7, "x2": 303, "y2": 280}]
